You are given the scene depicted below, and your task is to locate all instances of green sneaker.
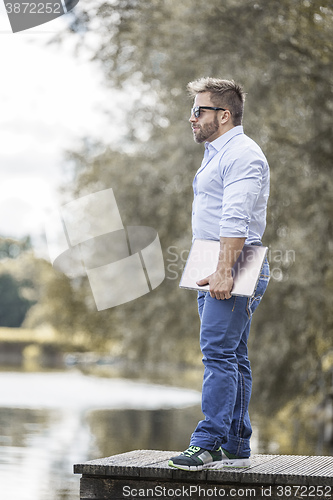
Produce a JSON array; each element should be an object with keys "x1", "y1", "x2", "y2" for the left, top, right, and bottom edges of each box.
[
  {"x1": 168, "y1": 445, "x2": 222, "y2": 471},
  {"x1": 206, "y1": 448, "x2": 251, "y2": 469}
]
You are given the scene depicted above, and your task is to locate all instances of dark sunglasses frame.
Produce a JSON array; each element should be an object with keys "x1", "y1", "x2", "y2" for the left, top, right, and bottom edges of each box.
[{"x1": 191, "y1": 106, "x2": 227, "y2": 118}]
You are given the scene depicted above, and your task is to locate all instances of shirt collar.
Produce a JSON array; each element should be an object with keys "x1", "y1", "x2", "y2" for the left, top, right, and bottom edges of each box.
[{"x1": 205, "y1": 125, "x2": 244, "y2": 152}]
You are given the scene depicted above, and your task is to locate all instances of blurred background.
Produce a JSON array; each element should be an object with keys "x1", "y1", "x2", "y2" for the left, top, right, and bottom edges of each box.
[{"x1": 0, "y1": 0, "x2": 332, "y2": 498}]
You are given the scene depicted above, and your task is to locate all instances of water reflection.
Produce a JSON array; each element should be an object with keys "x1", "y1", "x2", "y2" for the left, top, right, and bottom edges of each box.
[
  {"x1": 87, "y1": 406, "x2": 204, "y2": 458},
  {"x1": 0, "y1": 370, "x2": 202, "y2": 500},
  {"x1": 0, "y1": 406, "x2": 92, "y2": 500}
]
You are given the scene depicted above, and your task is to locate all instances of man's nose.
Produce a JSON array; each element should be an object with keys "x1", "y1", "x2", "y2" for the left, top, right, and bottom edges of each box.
[{"x1": 189, "y1": 112, "x2": 197, "y2": 123}]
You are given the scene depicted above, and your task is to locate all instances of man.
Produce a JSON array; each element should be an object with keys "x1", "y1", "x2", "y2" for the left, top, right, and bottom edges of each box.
[{"x1": 169, "y1": 78, "x2": 270, "y2": 471}]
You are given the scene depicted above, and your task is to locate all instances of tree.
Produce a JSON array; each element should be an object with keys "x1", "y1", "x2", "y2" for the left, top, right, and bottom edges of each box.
[
  {"x1": 0, "y1": 237, "x2": 35, "y2": 326},
  {"x1": 0, "y1": 273, "x2": 34, "y2": 327},
  {"x1": 0, "y1": 236, "x2": 32, "y2": 260},
  {"x1": 49, "y1": 0, "x2": 333, "y2": 414}
]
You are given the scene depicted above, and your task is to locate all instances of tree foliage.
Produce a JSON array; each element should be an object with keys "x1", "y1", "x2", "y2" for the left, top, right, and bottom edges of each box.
[
  {"x1": 0, "y1": 273, "x2": 33, "y2": 327},
  {"x1": 0, "y1": 236, "x2": 32, "y2": 260},
  {"x1": 0, "y1": 237, "x2": 35, "y2": 327},
  {"x1": 41, "y1": 0, "x2": 333, "y2": 413}
]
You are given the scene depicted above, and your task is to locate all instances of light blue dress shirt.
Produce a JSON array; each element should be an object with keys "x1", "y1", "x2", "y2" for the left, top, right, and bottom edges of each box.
[{"x1": 192, "y1": 126, "x2": 270, "y2": 244}]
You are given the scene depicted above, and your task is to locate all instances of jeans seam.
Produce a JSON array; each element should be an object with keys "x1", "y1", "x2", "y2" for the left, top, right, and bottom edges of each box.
[
  {"x1": 246, "y1": 297, "x2": 251, "y2": 318},
  {"x1": 236, "y1": 366, "x2": 246, "y2": 456}
]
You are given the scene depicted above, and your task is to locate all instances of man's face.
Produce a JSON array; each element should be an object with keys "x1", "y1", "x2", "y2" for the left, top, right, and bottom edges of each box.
[{"x1": 189, "y1": 92, "x2": 223, "y2": 143}]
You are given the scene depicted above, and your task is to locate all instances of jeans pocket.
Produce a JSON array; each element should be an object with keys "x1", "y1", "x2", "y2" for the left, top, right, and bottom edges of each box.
[
  {"x1": 247, "y1": 260, "x2": 270, "y2": 316},
  {"x1": 197, "y1": 290, "x2": 207, "y2": 318}
]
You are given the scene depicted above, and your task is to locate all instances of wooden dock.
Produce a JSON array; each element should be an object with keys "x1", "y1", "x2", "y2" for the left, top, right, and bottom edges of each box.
[{"x1": 74, "y1": 449, "x2": 333, "y2": 499}]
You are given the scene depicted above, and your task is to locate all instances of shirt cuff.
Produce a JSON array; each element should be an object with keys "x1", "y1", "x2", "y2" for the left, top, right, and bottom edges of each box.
[{"x1": 219, "y1": 218, "x2": 249, "y2": 238}]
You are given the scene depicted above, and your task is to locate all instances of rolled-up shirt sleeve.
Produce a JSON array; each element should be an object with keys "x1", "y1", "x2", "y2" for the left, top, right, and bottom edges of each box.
[{"x1": 219, "y1": 152, "x2": 264, "y2": 238}]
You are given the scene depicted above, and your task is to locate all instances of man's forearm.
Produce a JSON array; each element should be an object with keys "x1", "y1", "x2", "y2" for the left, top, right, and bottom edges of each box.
[{"x1": 216, "y1": 237, "x2": 246, "y2": 276}]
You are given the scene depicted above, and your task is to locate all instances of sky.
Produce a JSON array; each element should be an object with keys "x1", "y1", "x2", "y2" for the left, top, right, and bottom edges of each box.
[{"x1": 0, "y1": 2, "x2": 130, "y2": 251}]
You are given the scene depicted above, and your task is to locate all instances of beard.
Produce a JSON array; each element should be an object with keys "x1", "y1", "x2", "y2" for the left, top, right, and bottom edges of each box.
[{"x1": 192, "y1": 114, "x2": 219, "y2": 143}]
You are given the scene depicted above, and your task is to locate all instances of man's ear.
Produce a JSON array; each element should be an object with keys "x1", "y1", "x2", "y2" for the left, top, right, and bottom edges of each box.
[{"x1": 221, "y1": 110, "x2": 232, "y2": 124}]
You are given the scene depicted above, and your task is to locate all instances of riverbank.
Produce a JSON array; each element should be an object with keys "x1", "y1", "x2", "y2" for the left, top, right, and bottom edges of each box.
[
  {"x1": 0, "y1": 327, "x2": 203, "y2": 390},
  {"x1": 0, "y1": 326, "x2": 86, "y2": 370}
]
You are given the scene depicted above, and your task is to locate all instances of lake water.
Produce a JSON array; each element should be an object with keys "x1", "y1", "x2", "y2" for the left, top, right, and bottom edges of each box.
[
  {"x1": 2, "y1": 369, "x2": 326, "y2": 499},
  {"x1": 0, "y1": 370, "x2": 203, "y2": 500}
]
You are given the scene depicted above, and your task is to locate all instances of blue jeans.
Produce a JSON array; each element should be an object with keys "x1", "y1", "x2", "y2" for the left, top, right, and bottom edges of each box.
[{"x1": 190, "y1": 259, "x2": 270, "y2": 457}]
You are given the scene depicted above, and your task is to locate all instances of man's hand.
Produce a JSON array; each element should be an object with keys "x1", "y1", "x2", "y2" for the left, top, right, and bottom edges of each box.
[{"x1": 197, "y1": 271, "x2": 234, "y2": 300}]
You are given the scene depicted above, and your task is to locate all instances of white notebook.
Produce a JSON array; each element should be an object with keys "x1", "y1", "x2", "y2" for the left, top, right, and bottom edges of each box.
[{"x1": 179, "y1": 239, "x2": 268, "y2": 297}]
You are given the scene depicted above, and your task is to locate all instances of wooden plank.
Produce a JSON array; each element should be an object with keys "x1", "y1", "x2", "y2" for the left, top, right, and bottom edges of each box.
[
  {"x1": 278, "y1": 455, "x2": 333, "y2": 476},
  {"x1": 79, "y1": 477, "x2": 333, "y2": 500},
  {"x1": 316, "y1": 461, "x2": 333, "y2": 477},
  {"x1": 206, "y1": 454, "x2": 278, "y2": 483},
  {"x1": 75, "y1": 450, "x2": 174, "y2": 477},
  {"x1": 74, "y1": 450, "x2": 333, "y2": 494},
  {"x1": 80, "y1": 477, "x2": 268, "y2": 500},
  {"x1": 243, "y1": 454, "x2": 309, "y2": 474},
  {"x1": 271, "y1": 456, "x2": 333, "y2": 487}
]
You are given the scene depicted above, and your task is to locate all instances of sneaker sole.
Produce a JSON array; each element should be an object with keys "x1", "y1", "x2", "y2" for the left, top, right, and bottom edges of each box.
[
  {"x1": 168, "y1": 460, "x2": 204, "y2": 471},
  {"x1": 169, "y1": 459, "x2": 249, "y2": 471},
  {"x1": 206, "y1": 458, "x2": 251, "y2": 469}
]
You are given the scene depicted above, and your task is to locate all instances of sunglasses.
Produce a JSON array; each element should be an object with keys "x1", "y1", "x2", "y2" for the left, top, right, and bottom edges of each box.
[{"x1": 191, "y1": 106, "x2": 227, "y2": 118}]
